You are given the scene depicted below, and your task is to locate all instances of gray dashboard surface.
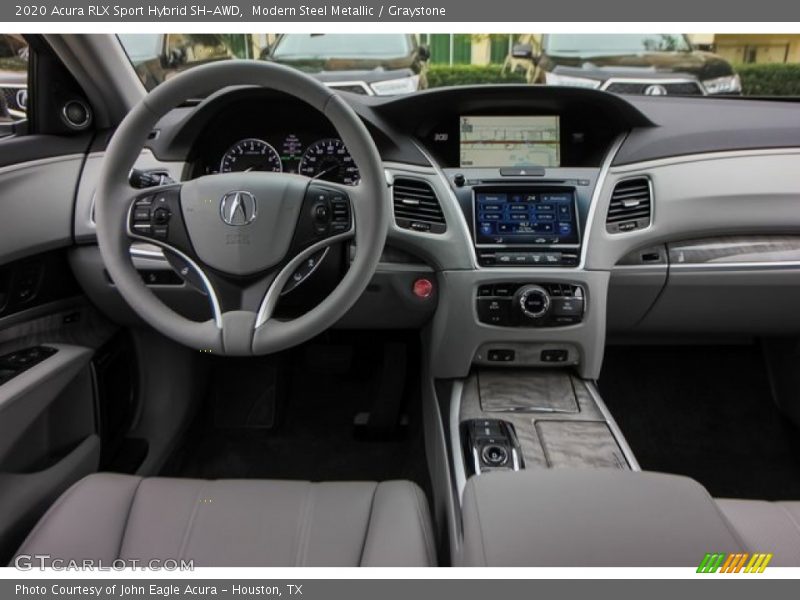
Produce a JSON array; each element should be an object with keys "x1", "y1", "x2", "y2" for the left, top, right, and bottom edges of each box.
[
  {"x1": 617, "y1": 96, "x2": 800, "y2": 165},
  {"x1": 54, "y1": 83, "x2": 800, "y2": 372},
  {"x1": 140, "y1": 87, "x2": 800, "y2": 172},
  {"x1": 0, "y1": 156, "x2": 83, "y2": 266},
  {"x1": 587, "y1": 150, "x2": 800, "y2": 271}
]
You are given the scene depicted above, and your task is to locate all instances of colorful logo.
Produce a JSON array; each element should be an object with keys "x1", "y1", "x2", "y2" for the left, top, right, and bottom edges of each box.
[{"x1": 697, "y1": 552, "x2": 773, "y2": 573}]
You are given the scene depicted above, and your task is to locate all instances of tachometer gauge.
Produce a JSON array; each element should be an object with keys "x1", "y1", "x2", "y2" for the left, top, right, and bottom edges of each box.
[
  {"x1": 220, "y1": 138, "x2": 282, "y2": 173},
  {"x1": 299, "y1": 138, "x2": 359, "y2": 185}
]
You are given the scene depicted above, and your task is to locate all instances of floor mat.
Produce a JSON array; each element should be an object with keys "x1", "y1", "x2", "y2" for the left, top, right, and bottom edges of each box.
[
  {"x1": 599, "y1": 344, "x2": 800, "y2": 500},
  {"x1": 161, "y1": 336, "x2": 430, "y2": 491}
]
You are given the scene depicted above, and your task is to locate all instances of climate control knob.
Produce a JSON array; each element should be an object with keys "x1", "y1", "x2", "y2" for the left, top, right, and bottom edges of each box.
[{"x1": 515, "y1": 285, "x2": 551, "y2": 319}]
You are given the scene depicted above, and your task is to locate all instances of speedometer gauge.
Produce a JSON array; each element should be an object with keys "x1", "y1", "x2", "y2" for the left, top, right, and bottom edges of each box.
[
  {"x1": 220, "y1": 138, "x2": 282, "y2": 173},
  {"x1": 299, "y1": 138, "x2": 359, "y2": 185}
]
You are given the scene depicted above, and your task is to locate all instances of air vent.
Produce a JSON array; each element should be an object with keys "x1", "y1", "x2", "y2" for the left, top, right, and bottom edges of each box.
[
  {"x1": 393, "y1": 178, "x2": 447, "y2": 234},
  {"x1": 606, "y1": 177, "x2": 652, "y2": 233}
]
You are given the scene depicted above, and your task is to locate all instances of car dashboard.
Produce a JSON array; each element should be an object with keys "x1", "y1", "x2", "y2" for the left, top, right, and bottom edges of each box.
[{"x1": 67, "y1": 84, "x2": 800, "y2": 382}]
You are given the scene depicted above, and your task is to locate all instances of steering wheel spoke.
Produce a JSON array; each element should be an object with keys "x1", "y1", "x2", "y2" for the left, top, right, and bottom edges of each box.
[{"x1": 125, "y1": 184, "x2": 224, "y2": 326}]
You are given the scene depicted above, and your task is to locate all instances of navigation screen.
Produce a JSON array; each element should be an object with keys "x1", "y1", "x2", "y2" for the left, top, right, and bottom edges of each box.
[
  {"x1": 474, "y1": 189, "x2": 579, "y2": 247},
  {"x1": 459, "y1": 116, "x2": 561, "y2": 168}
]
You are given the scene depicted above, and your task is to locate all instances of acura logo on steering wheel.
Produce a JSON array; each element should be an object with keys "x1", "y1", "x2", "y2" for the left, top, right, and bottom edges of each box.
[{"x1": 220, "y1": 191, "x2": 257, "y2": 226}]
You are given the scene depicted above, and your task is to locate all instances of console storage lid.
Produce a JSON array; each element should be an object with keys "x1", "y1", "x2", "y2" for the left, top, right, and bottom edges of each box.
[{"x1": 458, "y1": 469, "x2": 745, "y2": 567}]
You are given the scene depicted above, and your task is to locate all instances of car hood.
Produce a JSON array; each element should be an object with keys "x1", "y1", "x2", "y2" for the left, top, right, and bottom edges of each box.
[
  {"x1": 544, "y1": 51, "x2": 733, "y2": 82},
  {"x1": 0, "y1": 70, "x2": 26, "y2": 85}
]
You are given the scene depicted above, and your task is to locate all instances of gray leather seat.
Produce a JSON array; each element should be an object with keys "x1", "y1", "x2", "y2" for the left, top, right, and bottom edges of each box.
[
  {"x1": 14, "y1": 474, "x2": 436, "y2": 567},
  {"x1": 717, "y1": 499, "x2": 800, "y2": 566}
]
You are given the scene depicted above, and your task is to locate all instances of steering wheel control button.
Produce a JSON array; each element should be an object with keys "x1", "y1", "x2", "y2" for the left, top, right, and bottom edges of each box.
[
  {"x1": 129, "y1": 189, "x2": 187, "y2": 247},
  {"x1": 329, "y1": 194, "x2": 351, "y2": 233},
  {"x1": 308, "y1": 188, "x2": 333, "y2": 235},
  {"x1": 163, "y1": 252, "x2": 205, "y2": 292},
  {"x1": 296, "y1": 185, "x2": 353, "y2": 246},
  {"x1": 412, "y1": 278, "x2": 434, "y2": 299},
  {"x1": 281, "y1": 248, "x2": 329, "y2": 295},
  {"x1": 139, "y1": 270, "x2": 182, "y2": 286},
  {"x1": 314, "y1": 204, "x2": 330, "y2": 222},
  {"x1": 153, "y1": 207, "x2": 171, "y2": 225}
]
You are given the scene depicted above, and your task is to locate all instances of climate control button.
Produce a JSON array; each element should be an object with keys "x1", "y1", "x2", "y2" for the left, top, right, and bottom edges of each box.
[{"x1": 475, "y1": 282, "x2": 584, "y2": 327}]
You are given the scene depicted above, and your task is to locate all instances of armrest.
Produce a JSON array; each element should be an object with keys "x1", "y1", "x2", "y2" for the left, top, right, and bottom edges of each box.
[
  {"x1": 459, "y1": 469, "x2": 746, "y2": 567},
  {"x1": 0, "y1": 344, "x2": 93, "y2": 458}
]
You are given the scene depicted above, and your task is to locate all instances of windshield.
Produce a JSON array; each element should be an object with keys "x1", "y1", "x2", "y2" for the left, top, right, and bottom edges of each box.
[
  {"x1": 545, "y1": 34, "x2": 692, "y2": 54},
  {"x1": 0, "y1": 34, "x2": 28, "y2": 123},
  {"x1": 118, "y1": 33, "x2": 161, "y2": 61},
  {"x1": 116, "y1": 33, "x2": 800, "y2": 99},
  {"x1": 271, "y1": 34, "x2": 410, "y2": 60}
]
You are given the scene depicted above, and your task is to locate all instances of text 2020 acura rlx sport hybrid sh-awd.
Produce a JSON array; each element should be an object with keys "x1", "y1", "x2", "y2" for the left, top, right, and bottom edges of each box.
[{"x1": 1, "y1": 33, "x2": 800, "y2": 568}]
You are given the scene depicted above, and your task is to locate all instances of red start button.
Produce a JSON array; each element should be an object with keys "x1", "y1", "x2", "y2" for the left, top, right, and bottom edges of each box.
[{"x1": 413, "y1": 278, "x2": 434, "y2": 299}]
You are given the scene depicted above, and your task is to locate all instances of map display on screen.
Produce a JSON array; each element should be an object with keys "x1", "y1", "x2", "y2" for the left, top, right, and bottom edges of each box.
[{"x1": 460, "y1": 116, "x2": 560, "y2": 168}]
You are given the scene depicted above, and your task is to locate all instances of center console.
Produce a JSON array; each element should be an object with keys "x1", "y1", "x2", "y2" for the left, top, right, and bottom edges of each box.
[{"x1": 452, "y1": 369, "x2": 639, "y2": 498}]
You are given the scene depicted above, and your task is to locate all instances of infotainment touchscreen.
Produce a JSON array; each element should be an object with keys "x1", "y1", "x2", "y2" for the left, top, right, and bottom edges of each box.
[
  {"x1": 460, "y1": 116, "x2": 560, "y2": 168},
  {"x1": 474, "y1": 189, "x2": 579, "y2": 247}
]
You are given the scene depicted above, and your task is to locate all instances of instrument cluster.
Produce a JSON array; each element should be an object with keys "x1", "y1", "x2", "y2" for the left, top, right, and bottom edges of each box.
[
  {"x1": 188, "y1": 94, "x2": 362, "y2": 185},
  {"x1": 194, "y1": 130, "x2": 358, "y2": 185}
]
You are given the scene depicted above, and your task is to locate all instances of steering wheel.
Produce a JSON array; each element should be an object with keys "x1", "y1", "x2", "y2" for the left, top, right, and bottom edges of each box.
[{"x1": 94, "y1": 61, "x2": 390, "y2": 355}]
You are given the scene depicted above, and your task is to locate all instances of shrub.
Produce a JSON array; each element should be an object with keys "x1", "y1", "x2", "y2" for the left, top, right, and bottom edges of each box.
[
  {"x1": 735, "y1": 63, "x2": 800, "y2": 96},
  {"x1": 427, "y1": 64, "x2": 526, "y2": 88},
  {"x1": 0, "y1": 57, "x2": 26, "y2": 72},
  {"x1": 424, "y1": 62, "x2": 800, "y2": 97}
]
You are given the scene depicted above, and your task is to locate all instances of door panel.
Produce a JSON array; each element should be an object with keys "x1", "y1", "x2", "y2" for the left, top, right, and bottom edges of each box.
[{"x1": 0, "y1": 126, "x2": 114, "y2": 563}]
